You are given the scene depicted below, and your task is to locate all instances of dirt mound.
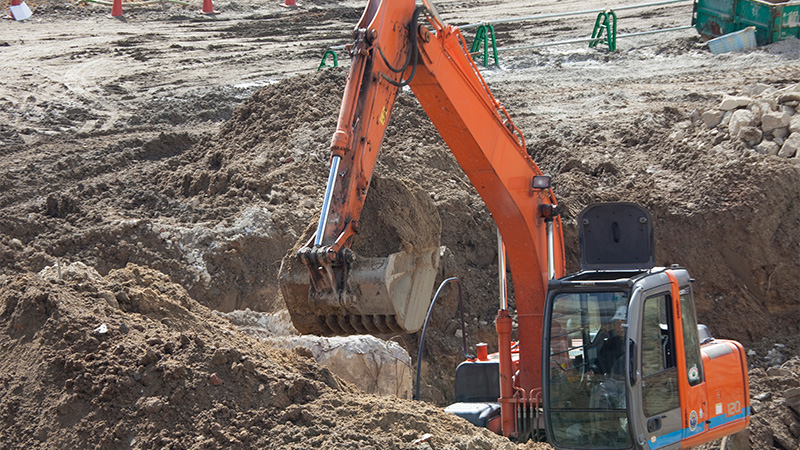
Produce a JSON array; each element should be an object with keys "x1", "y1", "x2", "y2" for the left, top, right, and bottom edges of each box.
[
  {"x1": 2, "y1": 67, "x2": 797, "y2": 399},
  {"x1": 0, "y1": 264, "x2": 522, "y2": 449}
]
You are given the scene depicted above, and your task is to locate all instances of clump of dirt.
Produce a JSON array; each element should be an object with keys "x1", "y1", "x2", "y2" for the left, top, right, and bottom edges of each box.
[{"x1": 0, "y1": 264, "x2": 522, "y2": 449}]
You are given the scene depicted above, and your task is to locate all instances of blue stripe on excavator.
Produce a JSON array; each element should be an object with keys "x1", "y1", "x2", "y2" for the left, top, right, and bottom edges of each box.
[{"x1": 649, "y1": 407, "x2": 750, "y2": 450}]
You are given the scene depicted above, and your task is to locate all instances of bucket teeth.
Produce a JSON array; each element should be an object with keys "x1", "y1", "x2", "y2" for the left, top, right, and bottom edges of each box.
[
  {"x1": 349, "y1": 315, "x2": 367, "y2": 334},
  {"x1": 335, "y1": 315, "x2": 356, "y2": 334},
  {"x1": 372, "y1": 315, "x2": 388, "y2": 333},
  {"x1": 385, "y1": 315, "x2": 400, "y2": 332},
  {"x1": 300, "y1": 314, "x2": 406, "y2": 335},
  {"x1": 362, "y1": 315, "x2": 378, "y2": 333},
  {"x1": 324, "y1": 315, "x2": 339, "y2": 335}
]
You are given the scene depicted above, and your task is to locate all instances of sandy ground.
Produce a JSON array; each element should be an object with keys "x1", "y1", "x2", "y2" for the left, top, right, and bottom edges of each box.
[{"x1": 1, "y1": 0, "x2": 799, "y2": 448}]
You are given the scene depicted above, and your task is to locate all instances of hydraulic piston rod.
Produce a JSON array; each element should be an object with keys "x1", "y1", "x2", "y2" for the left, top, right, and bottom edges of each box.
[
  {"x1": 314, "y1": 155, "x2": 341, "y2": 246},
  {"x1": 547, "y1": 219, "x2": 555, "y2": 279},
  {"x1": 497, "y1": 227, "x2": 508, "y2": 310}
]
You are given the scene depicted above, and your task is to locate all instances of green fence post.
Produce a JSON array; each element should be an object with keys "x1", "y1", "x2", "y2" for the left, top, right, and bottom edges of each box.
[
  {"x1": 318, "y1": 50, "x2": 338, "y2": 71},
  {"x1": 469, "y1": 24, "x2": 499, "y2": 67},
  {"x1": 589, "y1": 10, "x2": 617, "y2": 52}
]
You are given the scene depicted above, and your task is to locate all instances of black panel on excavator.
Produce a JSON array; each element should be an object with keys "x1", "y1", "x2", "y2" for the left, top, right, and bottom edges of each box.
[
  {"x1": 577, "y1": 203, "x2": 655, "y2": 270},
  {"x1": 454, "y1": 360, "x2": 500, "y2": 403}
]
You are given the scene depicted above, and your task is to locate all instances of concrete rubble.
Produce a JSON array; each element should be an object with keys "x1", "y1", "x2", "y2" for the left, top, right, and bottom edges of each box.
[{"x1": 701, "y1": 84, "x2": 800, "y2": 164}]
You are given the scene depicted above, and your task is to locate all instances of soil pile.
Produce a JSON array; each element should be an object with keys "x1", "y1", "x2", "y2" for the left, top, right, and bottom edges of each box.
[{"x1": 0, "y1": 264, "x2": 521, "y2": 449}]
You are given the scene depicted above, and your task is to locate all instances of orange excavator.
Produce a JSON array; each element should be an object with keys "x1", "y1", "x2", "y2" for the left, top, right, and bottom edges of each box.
[{"x1": 278, "y1": 1, "x2": 750, "y2": 448}]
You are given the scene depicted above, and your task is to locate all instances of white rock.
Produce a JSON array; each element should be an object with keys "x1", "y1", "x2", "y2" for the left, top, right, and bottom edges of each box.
[
  {"x1": 772, "y1": 127, "x2": 790, "y2": 140},
  {"x1": 737, "y1": 126, "x2": 762, "y2": 146},
  {"x1": 702, "y1": 110, "x2": 723, "y2": 128},
  {"x1": 720, "y1": 95, "x2": 752, "y2": 111},
  {"x1": 778, "y1": 132, "x2": 800, "y2": 158},
  {"x1": 39, "y1": 261, "x2": 104, "y2": 284},
  {"x1": 748, "y1": 102, "x2": 765, "y2": 126},
  {"x1": 747, "y1": 83, "x2": 774, "y2": 97},
  {"x1": 790, "y1": 115, "x2": 800, "y2": 134},
  {"x1": 711, "y1": 143, "x2": 730, "y2": 153},
  {"x1": 781, "y1": 105, "x2": 796, "y2": 115},
  {"x1": 721, "y1": 110, "x2": 733, "y2": 127},
  {"x1": 761, "y1": 111, "x2": 792, "y2": 132},
  {"x1": 777, "y1": 91, "x2": 800, "y2": 105},
  {"x1": 669, "y1": 129, "x2": 686, "y2": 141},
  {"x1": 728, "y1": 109, "x2": 754, "y2": 137},
  {"x1": 761, "y1": 97, "x2": 778, "y2": 111},
  {"x1": 755, "y1": 140, "x2": 780, "y2": 156},
  {"x1": 266, "y1": 335, "x2": 413, "y2": 398}
]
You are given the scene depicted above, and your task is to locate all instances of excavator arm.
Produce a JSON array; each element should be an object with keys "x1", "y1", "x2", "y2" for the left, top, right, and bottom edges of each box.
[
  {"x1": 280, "y1": 1, "x2": 442, "y2": 336},
  {"x1": 279, "y1": 0, "x2": 566, "y2": 437}
]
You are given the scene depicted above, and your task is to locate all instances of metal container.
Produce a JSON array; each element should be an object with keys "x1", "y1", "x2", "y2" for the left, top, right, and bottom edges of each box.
[{"x1": 693, "y1": 0, "x2": 800, "y2": 45}]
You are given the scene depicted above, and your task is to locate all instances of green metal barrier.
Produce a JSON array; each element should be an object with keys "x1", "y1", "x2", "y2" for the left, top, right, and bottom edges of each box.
[
  {"x1": 318, "y1": 50, "x2": 338, "y2": 71},
  {"x1": 469, "y1": 24, "x2": 500, "y2": 67},
  {"x1": 590, "y1": 10, "x2": 618, "y2": 51}
]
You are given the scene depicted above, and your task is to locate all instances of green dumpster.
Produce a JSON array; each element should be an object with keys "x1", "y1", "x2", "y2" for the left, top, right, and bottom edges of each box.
[{"x1": 693, "y1": 0, "x2": 800, "y2": 45}]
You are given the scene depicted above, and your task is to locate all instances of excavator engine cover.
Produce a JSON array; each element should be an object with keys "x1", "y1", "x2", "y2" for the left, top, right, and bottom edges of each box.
[
  {"x1": 577, "y1": 202, "x2": 654, "y2": 270},
  {"x1": 279, "y1": 177, "x2": 442, "y2": 336}
]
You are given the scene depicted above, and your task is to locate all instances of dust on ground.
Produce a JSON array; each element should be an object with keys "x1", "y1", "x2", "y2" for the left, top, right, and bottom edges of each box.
[{"x1": 1, "y1": 0, "x2": 799, "y2": 448}]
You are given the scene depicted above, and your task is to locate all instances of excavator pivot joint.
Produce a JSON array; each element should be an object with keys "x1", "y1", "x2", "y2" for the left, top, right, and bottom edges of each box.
[{"x1": 417, "y1": 25, "x2": 431, "y2": 43}]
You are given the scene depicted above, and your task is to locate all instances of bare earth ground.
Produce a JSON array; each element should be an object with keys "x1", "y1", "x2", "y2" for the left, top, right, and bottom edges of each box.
[{"x1": 0, "y1": 0, "x2": 799, "y2": 448}]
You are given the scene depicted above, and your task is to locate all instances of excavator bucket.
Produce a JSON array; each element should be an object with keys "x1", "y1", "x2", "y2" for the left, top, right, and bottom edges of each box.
[
  {"x1": 279, "y1": 177, "x2": 442, "y2": 336},
  {"x1": 279, "y1": 246, "x2": 440, "y2": 336}
]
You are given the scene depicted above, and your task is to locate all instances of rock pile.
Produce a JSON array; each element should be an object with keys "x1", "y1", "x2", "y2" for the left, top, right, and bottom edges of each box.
[
  {"x1": 746, "y1": 357, "x2": 800, "y2": 450},
  {"x1": 699, "y1": 83, "x2": 800, "y2": 163}
]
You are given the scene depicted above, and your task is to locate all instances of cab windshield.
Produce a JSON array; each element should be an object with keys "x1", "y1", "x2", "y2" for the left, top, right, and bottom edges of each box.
[{"x1": 547, "y1": 291, "x2": 632, "y2": 449}]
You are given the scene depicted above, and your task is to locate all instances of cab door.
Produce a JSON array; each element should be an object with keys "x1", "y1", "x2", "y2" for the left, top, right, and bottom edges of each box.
[
  {"x1": 666, "y1": 270, "x2": 709, "y2": 445},
  {"x1": 627, "y1": 279, "x2": 682, "y2": 449}
]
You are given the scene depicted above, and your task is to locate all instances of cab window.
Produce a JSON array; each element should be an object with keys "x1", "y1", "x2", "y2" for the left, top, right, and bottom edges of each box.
[
  {"x1": 680, "y1": 288, "x2": 704, "y2": 386},
  {"x1": 547, "y1": 291, "x2": 631, "y2": 449},
  {"x1": 641, "y1": 294, "x2": 680, "y2": 416}
]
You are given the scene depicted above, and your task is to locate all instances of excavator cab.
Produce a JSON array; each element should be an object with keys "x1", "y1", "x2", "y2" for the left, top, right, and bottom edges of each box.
[{"x1": 542, "y1": 204, "x2": 749, "y2": 450}]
